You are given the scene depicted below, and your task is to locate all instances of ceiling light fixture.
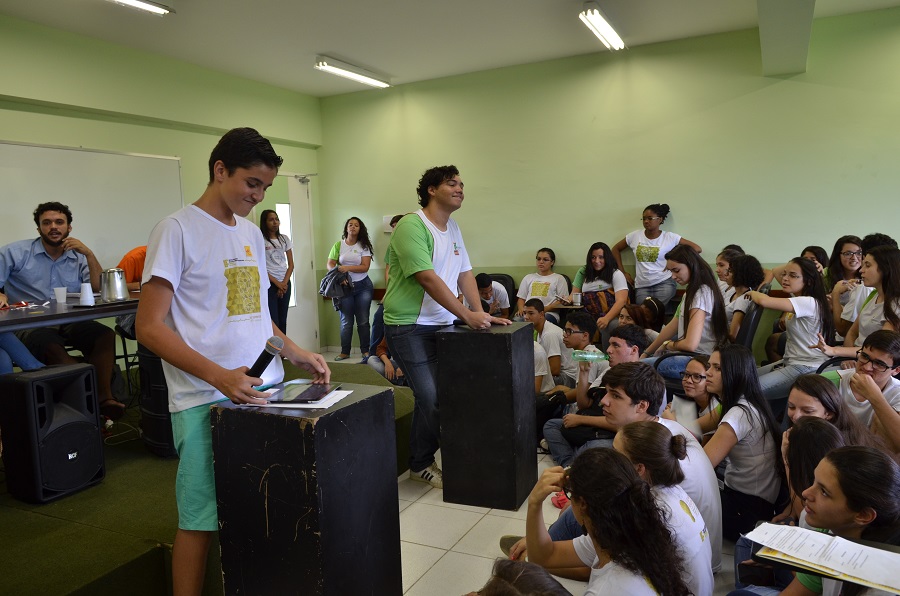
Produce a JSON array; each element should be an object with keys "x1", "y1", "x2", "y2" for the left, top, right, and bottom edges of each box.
[
  {"x1": 314, "y1": 56, "x2": 391, "y2": 89},
  {"x1": 579, "y1": 2, "x2": 624, "y2": 50},
  {"x1": 107, "y1": 0, "x2": 174, "y2": 15}
]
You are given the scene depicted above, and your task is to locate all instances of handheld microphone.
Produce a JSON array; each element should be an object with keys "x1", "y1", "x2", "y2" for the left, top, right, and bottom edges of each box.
[{"x1": 247, "y1": 336, "x2": 284, "y2": 379}]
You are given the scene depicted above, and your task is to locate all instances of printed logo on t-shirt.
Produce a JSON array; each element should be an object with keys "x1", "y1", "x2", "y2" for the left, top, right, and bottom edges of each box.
[
  {"x1": 635, "y1": 244, "x2": 660, "y2": 263},
  {"x1": 223, "y1": 259, "x2": 261, "y2": 317},
  {"x1": 244, "y1": 246, "x2": 253, "y2": 258},
  {"x1": 530, "y1": 281, "x2": 551, "y2": 297},
  {"x1": 453, "y1": 242, "x2": 460, "y2": 256}
]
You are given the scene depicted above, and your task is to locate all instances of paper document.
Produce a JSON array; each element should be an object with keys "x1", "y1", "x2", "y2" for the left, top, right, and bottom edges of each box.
[{"x1": 745, "y1": 523, "x2": 900, "y2": 593}]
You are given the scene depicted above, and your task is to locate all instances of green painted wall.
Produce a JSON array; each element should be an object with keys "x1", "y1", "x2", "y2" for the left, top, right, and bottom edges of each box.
[{"x1": 315, "y1": 7, "x2": 900, "y2": 348}]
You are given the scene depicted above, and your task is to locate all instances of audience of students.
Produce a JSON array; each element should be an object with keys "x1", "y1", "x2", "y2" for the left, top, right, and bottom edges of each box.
[{"x1": 515, "y1": 248, "x2": 569, "y2": 324}]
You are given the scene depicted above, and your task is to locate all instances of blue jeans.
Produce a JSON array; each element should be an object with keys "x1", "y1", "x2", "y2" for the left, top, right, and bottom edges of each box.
[
  {"x1": 733, "y1": 535, "x2": 793, "y2": 591},
  {"x1": 0, "y1": 332, "x2": 44, "y2": 375},
  {"x1": 267, "y1": 280, "x2": 291, "y2": 334},
  {"x1": 365, "y1": 354, "x2": 406, "y2": 386},
  {"x1": 645, "y1": 354, "x2": 691, "y2": 383},
  {"x1": 548, "y1": 504, "x2": 583, "y2": 541},
  {"x1": 757, "y1": 361, "x2": 817, "y2": 420},
  {"x1": 542, "y1": 418, "x2": 613, "y2": 468},
  {"x1": 635, "y1": 278, "x2": 677, "y2": 306},
  {"x1": 385, "y1": 323, "x2": 446, "y2": 472},
  {"x1": 370, "y1": 303, "x2": 385, "y2": 351},
  {"x1": 339, "y1": 276, "x2": 373, "y2": 355}
]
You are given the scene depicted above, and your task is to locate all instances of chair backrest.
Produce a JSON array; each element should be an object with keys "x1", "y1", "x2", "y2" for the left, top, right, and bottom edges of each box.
[
  {"x1": 734, "y1": 284, "x2": 771, "y2": 348},
  {"x1": 560, "y1": 273, "x2": 573, "y2": 295},
  {"x1": 487, "y1": 273, "x2": 516, "y2": 302},
  {"x1": 815, "y1": 356, "x2": 855, "y2": 374}
]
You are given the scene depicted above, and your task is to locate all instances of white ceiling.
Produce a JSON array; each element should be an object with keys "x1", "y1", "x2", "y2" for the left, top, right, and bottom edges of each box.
[{"x1": 2, "y1": 0, "x2": 899, "y2": 97}]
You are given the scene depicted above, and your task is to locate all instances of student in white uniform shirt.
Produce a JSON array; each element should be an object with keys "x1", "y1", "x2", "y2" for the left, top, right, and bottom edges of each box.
[
  {"x1": 525, "y1": 448, "x2": 692, "y2": 596},
  {"x1": 522, "y1": 298, "x2": 577, "y2": 387},
  {"x1": 832, "y1": 233, "x2": 896, "y2": 338},
  {"x1": 515, "y1": 248, "x2": 570, "y2": 324}
]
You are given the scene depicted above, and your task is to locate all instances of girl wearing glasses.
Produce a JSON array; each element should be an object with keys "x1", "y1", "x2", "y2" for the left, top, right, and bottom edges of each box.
[
  {"x1": 748, "y1": 257, "x2": 834, "y2": 419},
  {"x1": 525, "y1": 449, "x2": 691, "y2": 595},
  {"x1": 571, "y1": 241, "x2": 628, "y2": 347},
  {"x1": 515, "y1": 248, "x2": 569, "y2": 324},
  {"x1": 612, "y1": 203, "x2": 701, "y2": 305},
  {"x1": 702, "y1": 344, "x2": 783, "y2": 541},
  {"x1": 662, "y1": 355, "x2": 721, "y2": 443},
  {"x1": 814, "y1": 245, "x2": 900, "y2": 359},
  {"x1": 824, "y1": 235, "x2": 863, "y2": 294}
]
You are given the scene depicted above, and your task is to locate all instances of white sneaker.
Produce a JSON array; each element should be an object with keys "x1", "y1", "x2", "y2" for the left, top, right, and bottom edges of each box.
[{"x1": 411, "y1": 462, "x2": 443, "y2": 489}]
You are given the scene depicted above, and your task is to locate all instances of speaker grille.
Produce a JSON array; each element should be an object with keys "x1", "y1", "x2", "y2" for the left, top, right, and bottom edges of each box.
[{"x1": 40, "y1": 420, "x2": 103, "y2": 491}]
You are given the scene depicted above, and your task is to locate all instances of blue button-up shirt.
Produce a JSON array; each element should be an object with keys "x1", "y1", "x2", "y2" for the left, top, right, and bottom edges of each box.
[{"x1": 0, "y1": 238, "x2": 90, "y2": 303}]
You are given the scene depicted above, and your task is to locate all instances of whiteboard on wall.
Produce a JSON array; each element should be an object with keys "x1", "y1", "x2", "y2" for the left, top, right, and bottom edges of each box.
[{"x1": 0, "y1": 141, "x2": 183, "y2": 270}]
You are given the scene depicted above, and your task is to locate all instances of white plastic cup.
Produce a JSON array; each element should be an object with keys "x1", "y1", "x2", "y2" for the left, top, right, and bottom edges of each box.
[
  {"x1": 79, "y1": 282, "x2": 95, "y2": 306},
  {"x1": 572, "y1": 293, "x2": 582, "y2": 306},
  {"x1": 53, "y1": 287, "x2": 67, "y2": 303}
]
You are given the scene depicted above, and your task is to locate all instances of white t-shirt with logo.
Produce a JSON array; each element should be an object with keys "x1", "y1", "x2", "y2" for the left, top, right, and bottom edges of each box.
[
  {"x1": 329, "y1": 239, "x2": 372, "y2": 283},
  {"x1": 516, "y1": 272, "x2": 569, "y2": 307},
  {"x1": 626, "y1": 230, "x2": 682, "y2": 288}
]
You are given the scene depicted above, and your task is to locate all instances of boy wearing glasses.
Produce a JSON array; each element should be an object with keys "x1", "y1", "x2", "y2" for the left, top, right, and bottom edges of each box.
[{"x1": 823, "y1": 329, "x2": 900, "y2": 451}]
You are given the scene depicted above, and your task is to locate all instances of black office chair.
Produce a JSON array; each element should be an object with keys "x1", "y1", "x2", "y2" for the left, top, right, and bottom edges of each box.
[
  {"x1": 114, "y1": 322, "x2": 139, "y2": 399},
  {"x1": 487, "y1": 273, "x2": 516, "y2": 304},
  {"x1": 815, "y1": 356, "x2": 855, "y2": 375}
]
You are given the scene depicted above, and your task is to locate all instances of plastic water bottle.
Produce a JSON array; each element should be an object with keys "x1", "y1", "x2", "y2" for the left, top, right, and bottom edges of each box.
[{"x1": 572, "y1": 350, "x2": 609, "y2": 363}]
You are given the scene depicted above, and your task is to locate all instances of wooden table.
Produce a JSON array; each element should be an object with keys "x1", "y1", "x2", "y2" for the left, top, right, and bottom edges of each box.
[{"x1": 0, "y1": 292, "x2": 140, "y2": 333}]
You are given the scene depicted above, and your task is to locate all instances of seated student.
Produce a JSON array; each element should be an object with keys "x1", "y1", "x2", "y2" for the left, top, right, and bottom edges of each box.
[
  {"x1": 570, "y1": 241, "x2": 628, "y2": 349},
  {"x1": 661, "y1": 354, "x2": 721, "y2": 444},
  {"x1": 368, "y1": 214, "x2": 405, "y2": 352},
  {"x1": 764, "y1": 446, "x2": 900, "y2": 596},
  {"x1": 814, "y1": 245, "x2": 900, "y2": 360},
  {"x1": 702, "y1": 345, "x2": 783, "y2": 541},
  {"x1": 748, "y1": 257, "x2": 833, "y2": 419},
  {"x1": 467, "y1": 559, "x2": 571, "y2": 596},
  {"x1": 473, "y1": 272, "x2": 510, "y2": 318},
  {"x1": 522, "y1": 298, "x2": 576, "y2": 387},
  {"x1": 821, "y1": 330, "x2": 900, "y2": 453},
  {"x1": 715, "y1": 247, "x2": 744, "y2": 297},
  {"x1": 533, "y1": 341, "x2": 555, "y2": 395},
  {"x1": 823, "y1": 235, "x2": 863, "y2": 295},
  {"x1": 524, "y1": 449, "x2": 692, "y2": 595},
  {"x1": 617, "y1": 298, "x2": 664, "y2": 344},
  {"x1": 833, "y1": 233, "x2": 897, "y2": 339},
  {"x1": 542, "y1": 323, "x2": 647, "y2": 469},
  {"x1": 725, "y1": 254, "x2": 765, "y2": 342},
  {"x1": 515, "y1": 248, "x2": 569, "y2": 324},
  {"x1": 784, "y1": 374, "x2": 882, "y2": 450},
  {"x1": 614, "y1": 422, "x2": 714, "y2": 596},
  {"x1": 517, "y1": 362, "x2": 722, "y2": 574},
  {"x1": 365, "y1": 337, "x2": 406, "y2": 386},
  {"x1": 0, "y1": 332, "x2": 44, "y2": 375}
]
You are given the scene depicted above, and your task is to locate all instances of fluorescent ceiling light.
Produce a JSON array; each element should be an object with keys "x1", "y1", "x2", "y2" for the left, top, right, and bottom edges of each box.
[
  {"x1": 314, "y1": 56, "x2": 391, "y2": 89},
  {"x1": 107, "y1": 0, "x2": 173, "y2": 16},
  {"x1": 579, "y1": 2, "x2": 625, "y2": 50}
]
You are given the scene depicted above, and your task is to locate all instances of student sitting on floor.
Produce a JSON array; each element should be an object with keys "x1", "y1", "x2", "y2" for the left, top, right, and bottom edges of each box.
[
  {"x1": 522, "y1": 298, "x2": 576, "y2": 387},
  {"x1": 365, "y1": 337, "x2": 406, "y2": 386}
]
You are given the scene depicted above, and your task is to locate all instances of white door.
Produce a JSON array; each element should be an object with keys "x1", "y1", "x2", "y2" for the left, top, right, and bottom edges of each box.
[{"x1": 283, "y1": 175, "x2": 320, "y2": 351}]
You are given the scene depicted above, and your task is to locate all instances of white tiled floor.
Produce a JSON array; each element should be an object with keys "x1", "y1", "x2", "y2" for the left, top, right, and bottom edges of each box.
[{"x1": 322, "y1": 350, "x2": 737, "y2": 595}]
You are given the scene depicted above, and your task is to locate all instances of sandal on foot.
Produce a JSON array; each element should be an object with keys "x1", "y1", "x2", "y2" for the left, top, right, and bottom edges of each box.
[
  {"x1": 334, "y1": 354, "x2": 350, "y2": 361},
  {"x1": 551, "y1": 490, "x2": 569, "y2": 509}
]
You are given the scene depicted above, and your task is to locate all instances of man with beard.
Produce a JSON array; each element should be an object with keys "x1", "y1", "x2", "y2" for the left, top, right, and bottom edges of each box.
[{"x1": 0, "y1": 201, "x2": 124, "y2": 418}]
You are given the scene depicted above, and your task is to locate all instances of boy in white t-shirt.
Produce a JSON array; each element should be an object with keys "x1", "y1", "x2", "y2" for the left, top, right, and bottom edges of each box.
[{"x1": 136, "y1": 128, "x2": 330, "y2": 596}]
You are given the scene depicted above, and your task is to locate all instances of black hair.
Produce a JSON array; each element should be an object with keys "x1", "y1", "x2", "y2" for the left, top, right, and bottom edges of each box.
[
  {"x1": 729, "y1": 254, "x2": 765, "y2": 291},
  {"x1": 475, "y1": 273, "x2": 493, "y2": 289},
  {"x1": 207, "y1": 127, "x2": 283, "y2": 183},
  {"x1": 664, "y1": 244, "x2": 729, "y2": 349},
  {"x1": 789, "y1": 374, "x2": 880, "y2": 449},
  {"x1": 643, "y1": 203, "x2": 671, "y2": 222},
  {"x1": 713, "y1": 344, "x2": 782, "y2": 452},
  {"x1": 536, "y1": 248, "x2": 556, "y2": 269},
  {"x1": 601, "y1": 362, "x2": 664, "y2": 415},
  {"x1": 866, "y1": 246, "x2": 900, "y2": 331},
  {"x1": 567, "y1": 449, "x2": 690, "y2": 596},
  {"x1": 801, "y1": 246, "x2": 829, "y2": 268},
  {"x1": 641, "y1": 296, "x2": 667, "y2": 331},
  {"x1": 861, "y1": 330, "x2": 900, "y2": 368},
  {"x1": 609, "y1": 324, "x2": 651, "y2": 355},
  {"x1": 717, "y1": 248, "x2": 744, "y2": 269},
  {"x1": 789, "y1": 257, "x2": 835, "y2": 343},
  {"x1": 389, "y1": 213, "x2": 405, "y2": 228},
  {"x1": 342, "y1": 217, "x2": 374, "y2": 257},
  {"x1": 524, "y1": 298, "x2": 545, "y2": 312},
  {"x1": 258, "y1": 209, "x2": 284, "y2": 248},
  {"x1": 582, "y1": 242, "x2": 617, "y2": 285},
  {"x1": 565, "y1": 310, "x2": 597, "y2": 341},
  {"x1": 477, "y1": 559, "x2": 571, "y2": 596},
  {"x1": 416, "y1": 165, "x2": 460, "y2": 208},
  {"x1": 722, "y1": 244, "x2": 745, "y2": 254},
  {"x1": 860, "y1": 233, "x2": 899, "y2": 255},
  {"x1": 786, "y1": 417, "x2": 846, "y2": 514},
  {"x1": 33, "y1": 201, "x2": 73, "y2": 226},
  {"x1": 618, "y1": 421, "x2": 687, "y2": 487},
  {"x1": 826, "y1": 235, "x2": 863, "y2": 288}
]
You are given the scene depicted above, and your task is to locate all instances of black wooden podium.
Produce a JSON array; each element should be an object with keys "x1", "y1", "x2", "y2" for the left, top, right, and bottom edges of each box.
[
  {"x1": 210, "y1": 383, "x2": 401, "y2": 596},
  {"x1": 436, "y1": 322, "x2": 536, "y2": 510}
]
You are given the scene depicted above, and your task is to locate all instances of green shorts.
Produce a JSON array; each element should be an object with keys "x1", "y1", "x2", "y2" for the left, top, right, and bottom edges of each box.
[{"x1": 171, "y1": 400, "x2": 227, "y2": 531}]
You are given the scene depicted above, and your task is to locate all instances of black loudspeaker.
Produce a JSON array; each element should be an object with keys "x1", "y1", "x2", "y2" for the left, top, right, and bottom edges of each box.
[
  {"x1": 0, "y1": 364, "x2": 105, "y2": 504},
  {"x1": 137, "y1": 344, "x2": 177, "y2": 458}
]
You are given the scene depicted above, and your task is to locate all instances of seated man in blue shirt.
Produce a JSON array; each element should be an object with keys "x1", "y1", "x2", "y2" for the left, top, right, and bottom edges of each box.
[{"x1": 0, "y1": 202, "x2": 124, "y2": 419}]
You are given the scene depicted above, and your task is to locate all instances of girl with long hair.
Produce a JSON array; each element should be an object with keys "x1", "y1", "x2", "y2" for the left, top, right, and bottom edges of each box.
[
  {"x1": 259, "y1": 209, "x2": 294, "y2": 334},
  {"x1": 725, "y1": 254, "x2": 765, "y2": 342},
  {"x1": 824, "y1": 234, "x2": 863, "y2": 293},
  {"x1": 615, "y1": 422, "x2": 714, "y2": 596},
  {"x1": 748, "y1": 257, "x2": 834, "y2": 419},
  {"x1": 814, "y1": 245, "x2": 900, "y2": 359},
  {"x1": 661, "y1": 355, "x2": 721, "y2": 443},
  {"x1": 702, "y1": 344, "x2": 783, "y2": 541},
  {"x1": 612, "y1": 203, "x2": 702, "y2": 306},
  {"x1": 642, "y1": 244, "x2": 729, "y2": 380},
  {"x1": 786, "y1": 374, "x2": 882, "y2": 450},
  {"x1": 571, "y1": 241, "x2": 628, "y2": 346},
  {"x1": 326, "y1": 216, "x2": 374, "y2": 360},
  {"x1": 514, "y1": 247, "x2": 569, "y2": 324},
  {"x1": 525, "y1": 449, "x2": 691, "y2": 595}
]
